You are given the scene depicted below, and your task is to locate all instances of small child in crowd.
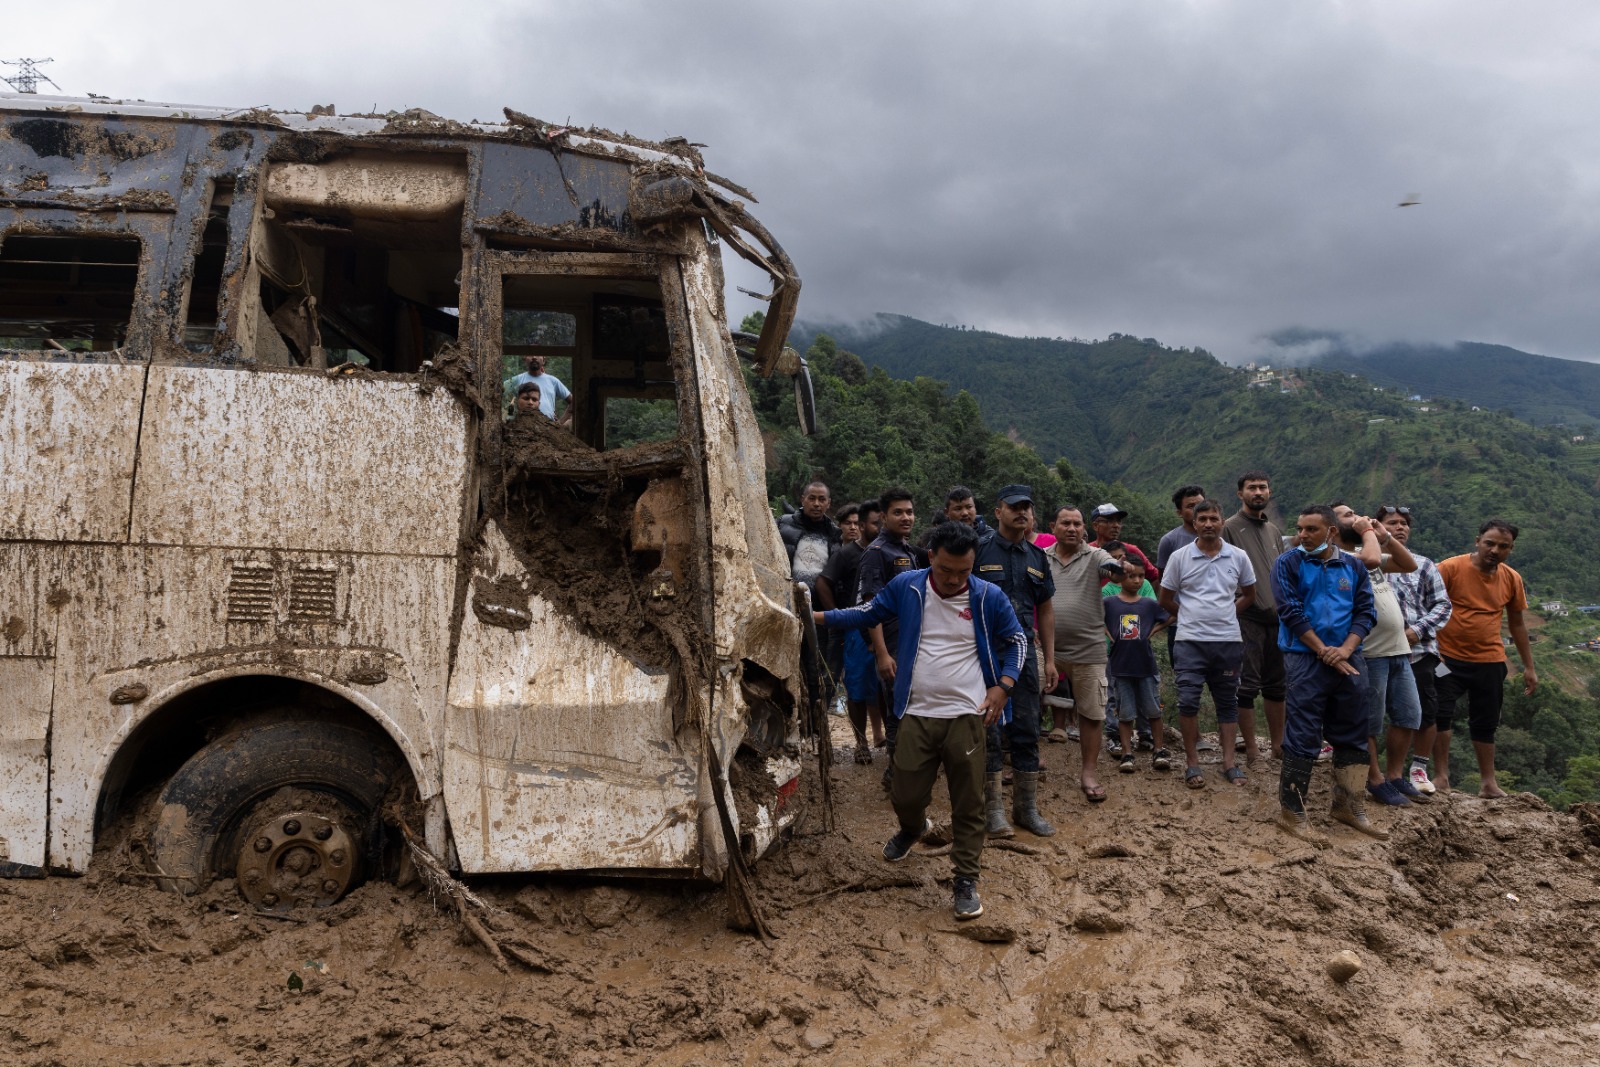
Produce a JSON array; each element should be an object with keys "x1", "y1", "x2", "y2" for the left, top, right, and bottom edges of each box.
[{"x1": 1103, "y1": 559, "x2": 1172, "y2": 773}]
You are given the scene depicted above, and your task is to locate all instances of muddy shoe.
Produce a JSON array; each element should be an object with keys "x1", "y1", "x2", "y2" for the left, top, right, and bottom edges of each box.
[
  {"x1": 1367, "y1": 780, "x2": 1411, "y2": 807},
  {"x1": 1011, "y1": 770, "x2": 1056, "y2": 837},
  {"x1": 1136, "y1": 733, "x2": 1155, "y2": 752},
  {"x1": 953, "y1": 876, "x2": 984, "y2": 920},
  {"x1": 1274, "y1": 807, "x2": 1330, "y2": 848},
  {"x1": 1391, "y1": 775, "x2": 1430, "y2": 804},
  {"x1": 884, "y1": 818, "x2": 933, "y2": 862},
  {"x1": 1152, "y1": 748, "x2": 1173, "y2": 772},
  {"x1": 881, "y1": 764, "x2": 894, "y2": 792},
  {"x1": 854, "y1": 744, "x2": 874, "y2": 765},
  {"x1": 1118, "y1": 753, "x2": 1136, "y2": 774},
  {"x1": 1331, "y1": 764, "x2": 1390, "y2": 840},
  {"x1": 985, "y1": 772, "x2": 1014, "y2": 839}
]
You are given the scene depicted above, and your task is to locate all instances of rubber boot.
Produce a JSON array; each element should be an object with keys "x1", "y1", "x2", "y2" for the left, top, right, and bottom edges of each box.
[
  {"x1": 1273, "y1": 754, "x2": 1328, "y2": 848},
  {"x1": 985, "y1": 772, "x2": 1014, "y2": 838},
  {"x1": 1011, "y1": 770, "x2": 1057, "y2": 837},
  {"x1": 1330, "y1": 761, "x2": 1390, "y2": 840}
]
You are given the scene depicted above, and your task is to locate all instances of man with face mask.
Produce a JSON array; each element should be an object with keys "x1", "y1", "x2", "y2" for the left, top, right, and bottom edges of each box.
[{"x1": 1271, "y1": 505, "x2": 1379, "y2": 845}]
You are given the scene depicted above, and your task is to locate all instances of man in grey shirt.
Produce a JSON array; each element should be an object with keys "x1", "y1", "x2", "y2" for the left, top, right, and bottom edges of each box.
[
  {"x1": 1046, "y1": 505, "x2": 1123, "y2": 802},
  {"x1": 1156, "y1": 484, "x2": 1207, "y2": 573},
  {"x1": 1159, "y1": 499, "x2": 1256, "y2": 789},
  {"x1": 1221, "y1": 470, "x2": 1284, "y2": 761}
]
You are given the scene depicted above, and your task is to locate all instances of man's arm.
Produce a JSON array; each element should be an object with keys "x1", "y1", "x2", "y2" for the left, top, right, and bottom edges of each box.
[
  {"x1": 1350, "y1": 517, "x2": 1382, "y2": 569},
  {"x1": 1507, "y1": 606, "x2": 1538, "y2": 694},
  {"x1": 1234, "y1": 583, "x2": 1256, "y2": 615},
  {"x1": 1376, "y1": 525, "x2": 1416, "y2": 573},
  {"x1": 814, "y1": 574, "x2": 837, "y2": 611}
]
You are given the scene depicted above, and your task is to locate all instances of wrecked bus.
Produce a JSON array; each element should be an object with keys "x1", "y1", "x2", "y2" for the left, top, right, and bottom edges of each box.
[{"x1": 0, "y1": 92, "x2": 819, "y2": 911}]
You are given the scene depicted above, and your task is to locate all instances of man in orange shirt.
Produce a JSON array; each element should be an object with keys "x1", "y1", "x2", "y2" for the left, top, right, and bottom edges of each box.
[{"x1": 1433, "y1": 519, "x2": 1537, "y2": 797}]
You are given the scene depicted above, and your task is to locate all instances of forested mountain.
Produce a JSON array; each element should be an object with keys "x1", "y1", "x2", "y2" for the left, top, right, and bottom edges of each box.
[{"x1": 792, "y1": 315, "x2": 1600, "y2": 604}]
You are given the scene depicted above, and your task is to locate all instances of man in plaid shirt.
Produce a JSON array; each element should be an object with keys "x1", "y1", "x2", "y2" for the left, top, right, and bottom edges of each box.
[{"x1": 1380, "y1": 506, "x2": 1453, "y2": 796}]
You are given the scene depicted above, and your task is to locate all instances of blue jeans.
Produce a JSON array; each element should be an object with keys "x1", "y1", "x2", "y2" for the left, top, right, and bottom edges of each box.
[
  {"x1": 987, "y1": 636, "x2": 1042, "y2": 773},
  {"x1": 1283, "y1": 649, "x2": 1369, "y2": 762},
  {"x1": 1112, "y1": 676, "x2": 1161, "y2": 724},
  {"x1": 1364, "y1": 654, "x2": 1422, "y2": 735},
  {"x1": 1173, "y1": 641, "x2": 1244, "y2": 725}
]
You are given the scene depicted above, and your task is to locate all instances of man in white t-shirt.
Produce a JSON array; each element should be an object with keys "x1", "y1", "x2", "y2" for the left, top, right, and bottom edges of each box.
[{"x1": 1158, "y1": 500, "x2": 1256, "y2": 790}]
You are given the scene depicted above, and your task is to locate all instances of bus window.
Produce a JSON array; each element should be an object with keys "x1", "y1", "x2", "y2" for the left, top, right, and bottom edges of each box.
[{"x1": 0, "y1": 233, "x2": 141, "y2": 354}]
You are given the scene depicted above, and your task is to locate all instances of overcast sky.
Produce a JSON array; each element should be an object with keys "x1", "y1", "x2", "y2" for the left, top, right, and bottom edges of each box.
[{"x1": 11, "y1": 1, "x2": 1600, "y2": 362}]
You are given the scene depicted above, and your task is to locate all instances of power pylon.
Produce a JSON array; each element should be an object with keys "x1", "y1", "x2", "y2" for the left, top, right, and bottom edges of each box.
[{"x1": 2, "y1": 58, "x2": 61, "y2": 94}]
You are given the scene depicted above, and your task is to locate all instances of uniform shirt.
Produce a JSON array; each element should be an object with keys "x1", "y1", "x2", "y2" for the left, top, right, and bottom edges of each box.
[
  {"x1": 903, "y1": 585, "x2": 987, "y2": 719},
  {"x1": 856, "y1": 533, "x2": 927, "y2": 648},
  {"x1": 1391, "y1": 550, "x2": 1452, "y2": 658},
  {"x1": 1363, "y1": 554, "x2": 1412, "y2": 658},
  {"x1": 1048, "y1": 542, "x2": 1118, "y2": 663},
  {"x1": 1437, "y1": 555, "x2": 1527, "y2": 664},
  {"x1": 1221, "y1": 510, "x2": 1282, "y2": 620},
  {"x1": 506, "y1": 371, "x2": 571, "y2": 418},
  {"x1": 1156, "y1": 525, "x2": 1198, "y2": 572},
  {"x1": 1161, "y1": 541, "x2": 1255, "y2": 643},
  {"x1": 974, "y1": 531, "x2": 1055, "y2": 636},
  {"x1": 1103, "y1": 595, "x2": 1169, "y2": 678},
  {"x1": 819, "y1": 540, "x2": 867, "y2": 611}
]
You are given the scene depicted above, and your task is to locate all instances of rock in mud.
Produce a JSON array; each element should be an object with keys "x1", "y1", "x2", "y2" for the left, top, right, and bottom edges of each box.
[
  {"x1": 801, "y1": 1027, "x2": 836, "y2": 1050},
  {"x1": 1072, "y1": 907, "x2": 1127, "y2": 933},
  {"x1": 1326, "y1": 949, "x2": 1362, "y2": 983}
]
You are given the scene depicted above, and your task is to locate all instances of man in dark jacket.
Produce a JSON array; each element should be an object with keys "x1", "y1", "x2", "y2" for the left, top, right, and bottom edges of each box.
[
  {"x1": 778, "y1": 480, "x2": 841, "y2": 590},
  {"x1": 1271, "y1": 505, "x2": 1380, "y2": 846}
]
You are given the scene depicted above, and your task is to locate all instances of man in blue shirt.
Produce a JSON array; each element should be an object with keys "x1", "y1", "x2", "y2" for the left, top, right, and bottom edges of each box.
[
  {"x1": 1271, "y1": 505, "x2": 1380, "y2": 845},
  {"x1": 818, "y1": 521, "x2": 1027, "y2": 921}
]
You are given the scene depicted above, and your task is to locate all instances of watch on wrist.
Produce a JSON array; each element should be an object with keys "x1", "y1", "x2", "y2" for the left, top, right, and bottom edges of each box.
[{"x1": 999, "y1": 680, "x2": 1015, "y2": 695}]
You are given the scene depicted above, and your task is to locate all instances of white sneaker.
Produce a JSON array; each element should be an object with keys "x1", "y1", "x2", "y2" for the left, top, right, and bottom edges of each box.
[
  {"x1": 1409, "y1": 765, "x2": 1437, "y2": 795},
  {"x1": 1316, "y1": 743, "x2": 1334, "y2": 763}
]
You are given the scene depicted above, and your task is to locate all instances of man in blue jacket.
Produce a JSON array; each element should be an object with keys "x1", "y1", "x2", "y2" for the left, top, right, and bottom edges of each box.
[
  {"x1": 817, "y1": 521, "x2": 1027, "y2": 920},
  {"x1": 1271, "y1": 505, "x2": 1381, "y2": 846}
]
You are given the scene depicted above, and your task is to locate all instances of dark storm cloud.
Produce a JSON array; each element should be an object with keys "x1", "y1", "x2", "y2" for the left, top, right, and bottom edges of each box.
[{"x1": 17, "y1": 1, "x2": 1600, "y2": 359}]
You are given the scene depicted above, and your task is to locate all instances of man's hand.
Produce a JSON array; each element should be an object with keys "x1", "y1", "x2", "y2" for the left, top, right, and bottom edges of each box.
[
  {"x1": 1352, "y1": 515, "x2": 1374, "y2": 536},
  {"x1": 877, "y1": 653, "x2": 897, "y2": 683},
  {"x1": 1044, "y1": 662, "x2": 1059, "y2": 692},
  {"x1": 980, "y1": 686, "x2": 1008, "y2": 725},
  {"x1": 1318, "y1": 645, "x2": 1349, "y2": 668},
  {"x1": 1522, "y1": 665, "x2": 1539, "y2": 695},
  {"x1": 1405, "y1": 626, "x2": 1420, "y2": 646}
]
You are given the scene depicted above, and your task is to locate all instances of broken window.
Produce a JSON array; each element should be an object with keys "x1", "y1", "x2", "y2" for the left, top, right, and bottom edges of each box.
[
  {"x1": 181, "y1": 179, "x2": 234, "y2": 350},
  {"x1": 244, "y1": 152, "x2": 467, "y2": 372},
  {"x1": 0, "y1": 232, "x2": 141, "y2": 353},
  {"x1": 498, "y1": 271, "x2": 682, "y2": 452}
]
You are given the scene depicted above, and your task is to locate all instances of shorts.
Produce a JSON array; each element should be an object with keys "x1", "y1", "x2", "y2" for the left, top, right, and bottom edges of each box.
[
  {"x1": 1111, "y1": 675, "x2": 1161, "y2": 724},
  {"x1": 1054, "y1": 661, "x2": 1108, "y2": 721},
  {"x1": 1435, "y1": 658, "x2": 1508, "y2": 744},
  {"x1": 1237, "y1": 614, "x2": 1286, "y2": 704},
  {"x1": 1364, "y1": 653, "x2": 1422, "y2": 735},
  {"x1": 842, "y1": 630, "x2": 879, "y2": 704},
  {"x1": 1172, "y1": 640, "x2": 1244, "y2": 725}
]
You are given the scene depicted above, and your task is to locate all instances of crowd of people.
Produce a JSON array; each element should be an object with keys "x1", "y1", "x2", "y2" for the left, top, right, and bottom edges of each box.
[{"x1": 791, "y1": 473, "x2": 1536, "y2": 919}]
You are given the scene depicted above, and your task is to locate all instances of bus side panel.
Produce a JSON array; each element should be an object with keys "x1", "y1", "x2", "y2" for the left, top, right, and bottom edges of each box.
[
  {"x1": 128, "y1": 366, "x2": 469, "y2": 555},
  {"x1": 0, "y1": 361, "x2": 145, "y2": 542},
  {"x1": 0, "y1": 657, "x2": 52, "y2": 873},
  {"x1": 442, "y1": 521, "x2": 700, "y2": 874}
]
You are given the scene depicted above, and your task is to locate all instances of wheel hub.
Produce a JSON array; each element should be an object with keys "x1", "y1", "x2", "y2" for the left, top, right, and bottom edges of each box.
[{"x1": 234, "y1": 810, "x2": 357, "y2": 911}]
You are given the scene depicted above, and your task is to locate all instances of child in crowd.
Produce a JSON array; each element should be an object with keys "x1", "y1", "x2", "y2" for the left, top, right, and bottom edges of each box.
[
  {"x1": 1103, "y1": 559, "x2": 1172, "y2": 772},
  {"x1": 1099, "y1": 542, "x2": 1155, "y2": 599}
]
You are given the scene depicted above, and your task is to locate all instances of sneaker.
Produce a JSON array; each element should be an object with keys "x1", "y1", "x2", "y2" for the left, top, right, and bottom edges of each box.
[
  {"x1": 1366, "y1": 780, "x2": 1411, "y2": 807},
  {"x1": 1390, "y1": 775, "x2": 1430, "y2": 804},
  {"x1": 1119, "y1": 753, "x2": 1137, "y2": 775},
  {"x1": 1235, "y1": 736, "x2": 1248, "y2": 753},
  {"x1": 1067, "y1": 726, "x2": 1080, "y2": 742},
  {"x1": 1152, "y1": 748, "x2": 1173, "y2": 772},
  {"x1": 1408, "y1": 765, "x2": 1437, "y2": 795},
  {"x1": 1108, "y1": 738, "x2": 1123, "y2": 757},
  {"x1": 952, "y1": 876, "x2": 983, "y2": 920},
  {"x1": 883, "y1": 818, "x2": 933, "y2": 862},
  {"x1": 1136, "y1": 733, "x2": 1155, "y2": 752},
  {"x1": 1316, "y1": 743, "x2": 1334, "y2": 763}
]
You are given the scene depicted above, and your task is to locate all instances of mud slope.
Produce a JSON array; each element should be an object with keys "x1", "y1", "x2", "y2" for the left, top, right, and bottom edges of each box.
[{"x1": 3, "y1": 722, "x2": 1598, "y2": 1067}]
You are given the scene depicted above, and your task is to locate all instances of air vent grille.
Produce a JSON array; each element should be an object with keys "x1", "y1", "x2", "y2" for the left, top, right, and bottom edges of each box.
[
  {"x1": 226, "y1": 562, "x2": 275, "y2": 622},
  {"x1": 288, "y1": 566, "x2": 338, "y2": 622}
]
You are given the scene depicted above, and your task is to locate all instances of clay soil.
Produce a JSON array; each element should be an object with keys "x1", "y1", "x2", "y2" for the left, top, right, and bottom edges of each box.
[{"x1": 4, "y1": 720, "x2": 1599, "y2": 1067}]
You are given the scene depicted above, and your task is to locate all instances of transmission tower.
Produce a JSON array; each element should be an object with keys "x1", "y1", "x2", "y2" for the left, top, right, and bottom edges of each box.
[{"x1": 2, "y1": 58, "x2": 61, "y2": 94}]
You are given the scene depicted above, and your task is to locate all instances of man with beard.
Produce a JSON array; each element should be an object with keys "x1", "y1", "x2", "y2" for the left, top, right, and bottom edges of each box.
[{"x1": 1222, "y1": 471, "x2": 1285, "y2": 760}]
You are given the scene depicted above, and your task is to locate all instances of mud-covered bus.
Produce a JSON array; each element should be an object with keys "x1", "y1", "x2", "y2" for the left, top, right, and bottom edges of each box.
[{"x1": 0, "y1": 92, "x2": 818, "y2": 911}]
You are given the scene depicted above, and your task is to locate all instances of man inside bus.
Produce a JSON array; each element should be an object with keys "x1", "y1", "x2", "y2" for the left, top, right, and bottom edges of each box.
[
  {"x1": 507, "y1": 354, "x2": 572, "y2": 425},
  {"x1": 511, "y1": 381, "x2": 543, "y2": 419}
]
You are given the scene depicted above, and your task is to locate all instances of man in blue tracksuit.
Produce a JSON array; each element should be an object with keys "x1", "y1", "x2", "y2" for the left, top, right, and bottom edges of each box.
[
  {"x1": 816, "y1": 521, "x2": 1027, "y2": 920},
  {"x1": 1271, "y1": 504, "x2": 1381, "y2": 845}
]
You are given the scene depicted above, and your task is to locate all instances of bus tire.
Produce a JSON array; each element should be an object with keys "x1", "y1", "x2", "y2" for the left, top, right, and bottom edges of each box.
[{"x1": 147, "y1": 714, "x2": 401, "y2": 905}]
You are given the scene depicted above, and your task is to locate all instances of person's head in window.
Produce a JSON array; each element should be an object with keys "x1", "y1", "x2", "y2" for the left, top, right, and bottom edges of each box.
[
  {"x1": 514, "y1": 381, "x2": 542, "y2": 417},
  {"x1": 524, "y1": 354, "x2": 549, "y2": 377}
]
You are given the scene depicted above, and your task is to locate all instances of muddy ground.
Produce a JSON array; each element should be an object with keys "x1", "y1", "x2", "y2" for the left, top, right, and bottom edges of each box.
[{"x1": 4, "y1": 719, "x2": 1599, "y2": 1067}]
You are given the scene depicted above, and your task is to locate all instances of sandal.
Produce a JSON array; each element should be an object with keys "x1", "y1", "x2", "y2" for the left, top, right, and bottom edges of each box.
[
  {"x1": 1048, "y1": 728, "x2": 1069, "y2": 743},
  {"x1": 1081, "y1": 782, "x2": 1107, "y2": 803},
  {"x1": 854, "y1": 745, "x2": 873, "y2": 765},
  {"x1": 1185, "y1": 766, "x2": 1206, "y2": 790},
  {"x1": 1222, "y1": 766, "x2": 1246, "y2": 787}
]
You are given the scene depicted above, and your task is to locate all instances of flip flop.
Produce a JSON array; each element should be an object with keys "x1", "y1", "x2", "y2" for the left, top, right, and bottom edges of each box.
[
  {"x1": 1184, "y1": 766, "x2": 1206, "y2": 790},
  {"x1": 1081, "y1": 782, "x2": 1107, "y2": 803},
  {"x1": 1048, "y1": 728, "x2": 1069, "y2": 743},
  {"x1": 1222, "y1": 766, "x2": 1246, "y2": 787}
]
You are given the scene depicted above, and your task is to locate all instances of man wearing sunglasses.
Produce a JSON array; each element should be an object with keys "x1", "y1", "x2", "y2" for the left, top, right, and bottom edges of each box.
[{"x1": 1378, "y1": 506, "x2": 1453, "y2": 796}]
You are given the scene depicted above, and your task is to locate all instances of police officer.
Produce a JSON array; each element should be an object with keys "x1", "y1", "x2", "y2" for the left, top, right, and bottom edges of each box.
[{"x1": 974, "y1": 485, "x2": 1058, "y2": 837}]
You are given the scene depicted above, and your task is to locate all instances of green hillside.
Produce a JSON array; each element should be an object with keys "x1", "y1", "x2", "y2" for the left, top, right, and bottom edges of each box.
[
  {"x1": 1292, "y1": 334, "x2": 1600, "y2": 428},
  {"x1": 794, "y1": 315, "x2": 1600, "y2": 603}
]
